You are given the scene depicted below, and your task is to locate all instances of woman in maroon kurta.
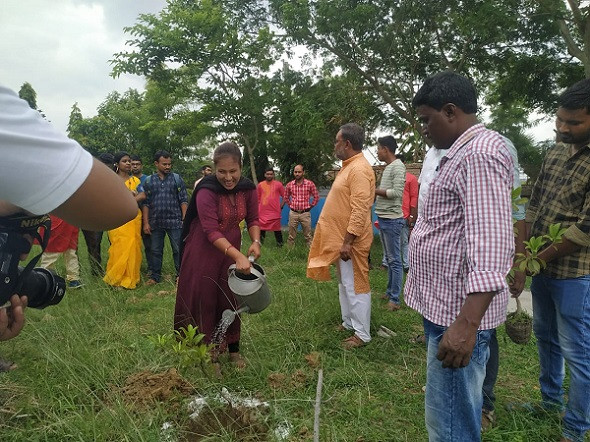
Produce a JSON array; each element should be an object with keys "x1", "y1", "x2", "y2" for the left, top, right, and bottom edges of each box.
[{"x1": 174, "y1": 142, "x2": 261, "y2": 368}]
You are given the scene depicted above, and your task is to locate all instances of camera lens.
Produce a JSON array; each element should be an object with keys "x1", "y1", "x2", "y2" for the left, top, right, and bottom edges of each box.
[{"x1": 17, "y1": 267, "x2": 66, "y2": 309}]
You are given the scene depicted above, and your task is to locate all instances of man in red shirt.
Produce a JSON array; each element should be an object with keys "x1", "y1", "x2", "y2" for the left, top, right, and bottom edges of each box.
[
  {"x1": 399, "y1": 154, "x2": 418, "y2": 273},
  {"x1": 257, "y1": 167, "x2": 285, "y2": 247},
  {"x1": 284, "y1": 164, "x2": 319, "y2": 246}
]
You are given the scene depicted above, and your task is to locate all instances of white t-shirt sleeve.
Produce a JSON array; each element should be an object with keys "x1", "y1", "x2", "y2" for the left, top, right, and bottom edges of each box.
[{"x1": 0, "y1": 85, "x2": 93, "y2": 215}]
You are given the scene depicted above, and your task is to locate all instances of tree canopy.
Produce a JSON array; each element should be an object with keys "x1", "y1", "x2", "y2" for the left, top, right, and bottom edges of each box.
[{"x1": 57, "y1": 0, "x2": 590, "y2": 183}]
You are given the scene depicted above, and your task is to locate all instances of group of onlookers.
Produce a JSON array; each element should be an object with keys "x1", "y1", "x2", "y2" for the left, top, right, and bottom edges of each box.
[
  {"x1": 39, "y1": 150, "x2": 189, "y2": 290},
  {"x1": 306, "y1": 72, "x2": 590, "y2": 442}
]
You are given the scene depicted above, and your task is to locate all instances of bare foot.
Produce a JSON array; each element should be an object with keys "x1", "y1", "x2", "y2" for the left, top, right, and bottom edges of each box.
[{"x1": 229, "y1": 352, "x2": 246, "y2": 369}]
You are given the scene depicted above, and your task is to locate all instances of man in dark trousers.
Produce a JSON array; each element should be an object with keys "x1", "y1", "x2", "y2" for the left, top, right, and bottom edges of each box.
[{"x1": 142, "y1": 150, "x2": 188, "y2": 285}]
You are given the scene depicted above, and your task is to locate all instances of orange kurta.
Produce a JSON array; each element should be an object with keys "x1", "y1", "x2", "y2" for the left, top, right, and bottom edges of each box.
[{"x1": 307, "y1": 153, "x2": 375, "y2": 293}]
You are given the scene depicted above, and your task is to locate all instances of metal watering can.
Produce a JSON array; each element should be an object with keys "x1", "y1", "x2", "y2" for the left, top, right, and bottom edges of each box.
[{"x1": 227, "y1": 259, "x2": 271, "y2": 314}]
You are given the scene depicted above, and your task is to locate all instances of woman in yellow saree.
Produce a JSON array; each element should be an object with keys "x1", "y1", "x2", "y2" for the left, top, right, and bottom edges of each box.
[{"x1": 103, "y1": 152, "x2": 145, "y2": 289}]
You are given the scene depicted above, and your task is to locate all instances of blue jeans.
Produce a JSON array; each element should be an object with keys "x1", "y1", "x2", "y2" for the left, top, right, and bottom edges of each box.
[
  {"x1": 400, "y1": 222, "x2": 409, "y2": 270},
  {"x1": 531, "y1": 273, "x2": 590, "y2": 442},
  {"x1": 150, "y1": 227, "x2": 182, "y2": 282},
  {"x1": 482, "y1": 328, "x2": 498, "y2": 412},
  {"x1": 423, "y1": 318, "x2": 492, "y2": 442},
  {"x1": 378, "y1": 217, "x2": 405, "y2": 304}
]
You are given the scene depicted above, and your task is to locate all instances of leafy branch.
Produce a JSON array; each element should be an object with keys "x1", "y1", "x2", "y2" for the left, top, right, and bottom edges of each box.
[{"x1": 513, "y1": 223, "x2": 567, "y2": 276}]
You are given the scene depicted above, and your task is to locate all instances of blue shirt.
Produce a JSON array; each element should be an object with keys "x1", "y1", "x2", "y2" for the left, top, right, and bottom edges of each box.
[{"x1": 144, "y1": 172, "x2": 188, "y2": 229}]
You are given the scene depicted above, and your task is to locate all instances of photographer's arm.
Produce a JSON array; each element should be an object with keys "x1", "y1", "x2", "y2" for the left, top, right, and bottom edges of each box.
[
  {"x1": 50, "y1": 158, "x2": 137, "y2": 231},
  {"x1": 0, "y1": 159, "x2": 137, "y2": 230}
]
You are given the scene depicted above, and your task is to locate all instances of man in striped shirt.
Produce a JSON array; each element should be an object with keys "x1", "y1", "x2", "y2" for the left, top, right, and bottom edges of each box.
[
  {"x1": 404, "y1": 71, "x2": 514, "y2": 441},
  {"x1": 284, "y1": 164, "x2": 319, "y2": 246}
]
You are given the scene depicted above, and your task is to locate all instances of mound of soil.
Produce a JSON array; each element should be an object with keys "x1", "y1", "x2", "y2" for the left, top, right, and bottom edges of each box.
[{"x1": 120, "y1": 368, "x2": 194, "y2": 405}]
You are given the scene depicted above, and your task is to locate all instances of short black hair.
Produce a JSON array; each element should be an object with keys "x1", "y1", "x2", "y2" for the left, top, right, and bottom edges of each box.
[
  {"x1": 340, "y1": 123, "x2": 365, "y2": 151},
  {"x1": 558, "y1": 79, "x2": 590, "y2": 113},
  {"x1": 377, "y1": 135, "x2": 397, "y2": 154},
  {"x1": 153, "y1": 150, "x2": 171, "y2": 162},
  {"x1": 201, "y1": 164, "x2": 212, "y2": 171},
  {"x1": 412, "y1": 71, "x2": 477, "y2": 114},
  {"x1": 130, "y1": 154, "x2": 141, "y2": 162},
  {"x1": 264, "y1": 167, "x2": 275, "y2": 173}
]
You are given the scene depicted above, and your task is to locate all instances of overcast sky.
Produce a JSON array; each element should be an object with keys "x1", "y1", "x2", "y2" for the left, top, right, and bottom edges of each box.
[
  {"x1": 0, "y1": 0, "x2": 167, "y2": 132},
  {"x1": 1, "y1": 0, "x2": 554, "y2": 144}
]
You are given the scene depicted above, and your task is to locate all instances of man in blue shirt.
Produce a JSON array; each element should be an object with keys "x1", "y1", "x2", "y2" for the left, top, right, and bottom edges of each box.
[{"x1": 142, "y1": 150, "x2": 188, "y2": 285}]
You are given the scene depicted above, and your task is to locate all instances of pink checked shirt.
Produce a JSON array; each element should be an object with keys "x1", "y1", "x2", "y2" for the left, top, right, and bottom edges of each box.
[
  {"x1": 285, "y1": 178, "x2": 319, "y2": 211},
  {"x1": 404, "y1": 124, "x2": 514, "y2": 329}
]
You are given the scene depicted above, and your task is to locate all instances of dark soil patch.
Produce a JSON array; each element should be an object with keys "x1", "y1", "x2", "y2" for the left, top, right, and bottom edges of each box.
[{"x1": 180, "y1": 401, "x2": 271, "y2": 441}]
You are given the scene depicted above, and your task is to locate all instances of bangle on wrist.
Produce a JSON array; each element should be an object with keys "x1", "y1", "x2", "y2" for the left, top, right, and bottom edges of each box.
[
  {"x1": 253, "y1": 239, "x2": 261, "y2": 245},
  {"x1": 224, "y1": 245, "x2": 234, "y2": 255}
]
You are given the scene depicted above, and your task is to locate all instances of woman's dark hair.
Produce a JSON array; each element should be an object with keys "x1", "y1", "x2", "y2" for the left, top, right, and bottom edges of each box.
[
  {"x1": 113, "y1": 151, "x2": 130, "y2": 165},
  {"x1": 377, "y1": 135, "x2": 397, "y2": 154},
  {"x1": 558, "y1": 79, "x2": 590, "y2": 113},
  {"x1": 340, "y1": 123, "x2": 365, "y2": 151},
  {"x1": 213, "y1": 142, "x2": 242, "y2": 165},
  {"x1": 412, "y1": 71, "x2": 477, "y2": 114}
]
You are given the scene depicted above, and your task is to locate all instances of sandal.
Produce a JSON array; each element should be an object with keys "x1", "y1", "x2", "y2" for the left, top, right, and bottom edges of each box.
[
  {"x1": 342, "y1": 335, "x2": 366, "y2": 350},
  {"x1": 409, "y1": 334, "x2": 426, "y2": 344},
  {"x1": 384, "y1": 302, "x2": 401, "y2": 311},
  {"x1": 0, "y1": 357, "x2": 17, "y2": 373},
  {"x1": 481, "y1": 409, "x2": 495, "y2": 432}
]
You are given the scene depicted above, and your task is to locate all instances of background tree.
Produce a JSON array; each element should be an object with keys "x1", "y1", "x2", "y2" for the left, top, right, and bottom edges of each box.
[
  {"x1": 67, "y1": 85, "x2": 210, "y2": 178},
  {"x1": 268, "y1": 68, "x2": 383, "y2": 185},
  {"x1": 18, "y1": 82, "x2": 37, "y2": 109},
  {"x1": 111, "y1": 0, "x2": 283, "y2": 184}
]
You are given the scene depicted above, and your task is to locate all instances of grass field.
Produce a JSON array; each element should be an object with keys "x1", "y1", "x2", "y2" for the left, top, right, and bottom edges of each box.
[{"x1": 0, "y1": 233, "x2": 575, "y2": 441}]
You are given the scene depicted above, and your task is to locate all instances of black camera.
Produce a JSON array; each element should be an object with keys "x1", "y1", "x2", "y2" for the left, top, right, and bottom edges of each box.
[{"x1": 0, "y1": 214, "x2": 66, "y2": 309}]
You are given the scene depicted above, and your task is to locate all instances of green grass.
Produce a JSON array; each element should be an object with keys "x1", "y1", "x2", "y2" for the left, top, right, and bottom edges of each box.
[{"x1": 0, "y1": 233, "x2": 574, "y2": 441}]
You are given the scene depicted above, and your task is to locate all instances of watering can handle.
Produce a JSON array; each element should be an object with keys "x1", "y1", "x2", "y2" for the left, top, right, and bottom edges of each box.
[{"x1": 227, "y1": 263, "x2": 265, "y2": 281}]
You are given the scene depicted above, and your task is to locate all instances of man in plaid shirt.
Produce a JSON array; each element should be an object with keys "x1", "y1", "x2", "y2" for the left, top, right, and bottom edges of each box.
[
  {"x1": 284, "y1": 164, "x2": 319, "y2": 246},
  {"x1": 404, "y1": 72, "x2": 514, "y2": 441},
  {"x1": 526, "y1": 79, "x2": 590, "y2": 442}
]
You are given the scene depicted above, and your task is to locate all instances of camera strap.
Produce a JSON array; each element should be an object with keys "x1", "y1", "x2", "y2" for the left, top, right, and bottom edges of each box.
[{"x1": 0, "y1": 214, "x2": 51, "y2": 296}]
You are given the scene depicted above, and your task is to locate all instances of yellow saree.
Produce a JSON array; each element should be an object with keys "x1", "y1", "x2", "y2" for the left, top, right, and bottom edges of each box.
[{"x1": 103, "y1": 176, "x2": 142, "y2": 289}]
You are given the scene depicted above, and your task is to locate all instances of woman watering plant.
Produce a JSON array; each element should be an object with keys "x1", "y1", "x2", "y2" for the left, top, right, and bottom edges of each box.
[{"x1": 174, "y1": 142, "x2": 260, "y2": 371}]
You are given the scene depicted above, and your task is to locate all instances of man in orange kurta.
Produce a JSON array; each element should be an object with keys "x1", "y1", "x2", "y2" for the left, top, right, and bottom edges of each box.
[{"x1": 307, "y1": 123, "x2": 376, "y2": 348}]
